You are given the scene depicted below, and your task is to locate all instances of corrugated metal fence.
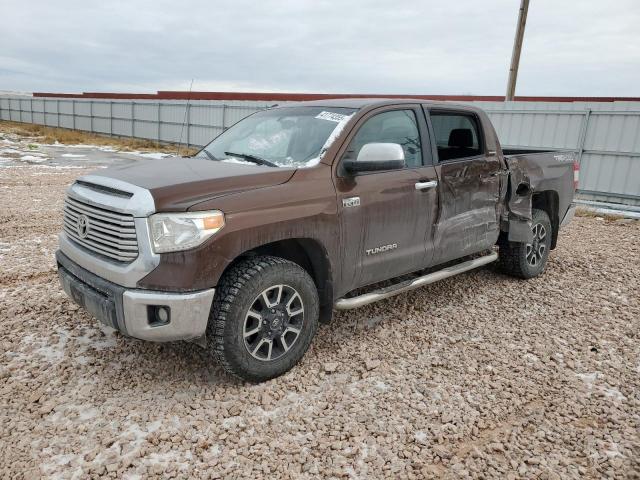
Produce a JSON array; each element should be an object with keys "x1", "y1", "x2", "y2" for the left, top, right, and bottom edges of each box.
[{"x1": 1, "y1": 95, "x2": 639, "y2": 205}]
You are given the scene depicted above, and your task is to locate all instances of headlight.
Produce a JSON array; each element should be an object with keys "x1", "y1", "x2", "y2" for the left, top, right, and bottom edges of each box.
[{"x1": 148, "y1": 210, "x2": 225, "y2": 253}]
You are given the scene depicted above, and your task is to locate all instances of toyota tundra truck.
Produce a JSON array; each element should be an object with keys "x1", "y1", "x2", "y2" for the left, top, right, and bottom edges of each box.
[{"x1": 56, "y1": 99, "x2": 577, "y2": 382}]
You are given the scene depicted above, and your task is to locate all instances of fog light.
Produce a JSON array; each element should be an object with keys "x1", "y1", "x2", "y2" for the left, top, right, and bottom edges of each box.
[
  {"x1": 156, "y1": 306, "x2": 170, "y2": 323},
  {"x1": 148, "y1": 305, "x2": 171, "y2": 326}
]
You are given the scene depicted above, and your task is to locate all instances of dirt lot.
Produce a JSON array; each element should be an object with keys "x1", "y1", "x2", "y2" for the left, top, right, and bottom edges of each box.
[{"x1": 1, "y1": 151, "x2": 639, "y2": 478}]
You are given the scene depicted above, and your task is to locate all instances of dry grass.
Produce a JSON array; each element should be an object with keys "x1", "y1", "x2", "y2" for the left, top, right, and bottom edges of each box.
[
  {"x1": 0, "y1": 120, "x2": 198, "y2": 155},
  {"x1": 576, "y1": 207, "x2": 625, "y2": 222}
]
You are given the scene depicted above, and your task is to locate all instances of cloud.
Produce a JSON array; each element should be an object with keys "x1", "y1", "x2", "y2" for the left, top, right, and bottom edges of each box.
[{"x1": 1, "y1": 0, "x2": 639, "y2": 96}]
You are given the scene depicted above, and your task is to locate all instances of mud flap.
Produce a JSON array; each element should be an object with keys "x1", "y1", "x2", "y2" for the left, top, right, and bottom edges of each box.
[{"x1": 508, "y1": 216, "x2": 533, "y2": 243}]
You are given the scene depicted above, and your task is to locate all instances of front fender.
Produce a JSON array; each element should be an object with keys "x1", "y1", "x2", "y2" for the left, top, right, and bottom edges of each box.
[{"x1": 137, "y1": 166, "x2": 339, "y2": 292}]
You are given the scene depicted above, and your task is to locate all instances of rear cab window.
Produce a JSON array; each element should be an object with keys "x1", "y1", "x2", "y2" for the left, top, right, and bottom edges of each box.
[{"x1": 429, "y1": 112, "x2": 483, "y2": 162}]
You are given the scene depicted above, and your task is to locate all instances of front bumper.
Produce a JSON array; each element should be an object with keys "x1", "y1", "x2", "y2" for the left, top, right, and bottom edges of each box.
[{"x1": 56, "y1": 250, "x2": 215, "y2": 342}]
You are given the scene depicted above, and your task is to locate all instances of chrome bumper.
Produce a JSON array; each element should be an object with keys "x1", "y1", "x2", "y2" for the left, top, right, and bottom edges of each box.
[
  {"x1": 122, "y1": 289, "x2": 215, "y2": 342},
  {"x1": 57, "y1": 250, "x2": 215, "y2": 342},
  {"x1": 561, "y1": 203, "x2": 576, "y2": 227}
]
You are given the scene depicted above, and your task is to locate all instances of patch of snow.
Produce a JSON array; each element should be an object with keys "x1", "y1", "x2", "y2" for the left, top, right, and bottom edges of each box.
[
  {"x1": 301, "y1": 156, "x2": 321, "y2": 168},
  {"x1": 39, "y1": 454, "x2": 80, "y2": 478},
  {"x1": 523, "y1": 353, "x2": 539, "y2": 363},
  {"x1": 604, "y1": 443, "x2": 623, "y2": 458},
  {"x1": 0, "y1": 147, "x2": 21, "y2": 154},
  {"x1": 20, "y1": 155, "x2": 49, "y2": 163},
  {"x1": 42, "y1": 142, "x2": 93, "y2": 149},
  {"x1": 61, "y1": 153, "x2": 86, "y2": 158},
  {"x1": 74, "y1": 327, "x2": 117, "y2": 351},
  {"x1": 204, "y1": 444, "x2": 222, "y2": 457},
  {"x1": 373, "y1": 380, "x2": 390, "y2": 391},
  {"x1": 124, "y1": 151, "x2": 174, "y2": 160},
  {"x1": 222, "y1": 416, "x2": 244, "y2": 429},
  {"x1": 221, "y1": 157, "x2": 254, "y2": 165},
  {"x1": 414, "y1": 431, "x2": 428, "y2": 443},
  {"x1": 145, "y1": 450, "x2": 181, "y2": 464},
  {"x1": 576, "y1": 372, "x2": 599, "y2": 388},
  {"x1": 0, "y1": 164, "x2": 89, "y2": 170},
  {"x1": 78, "y1": 407, "x2": 99, "y2": 421},
  {"x1": 603, "y1": 387, "x2": 626, "y2": 402}
]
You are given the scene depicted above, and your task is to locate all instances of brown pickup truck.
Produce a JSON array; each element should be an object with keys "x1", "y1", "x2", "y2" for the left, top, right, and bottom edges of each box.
[{"x1": 56, "y1": 99, "x2": 578, "y2": 381}]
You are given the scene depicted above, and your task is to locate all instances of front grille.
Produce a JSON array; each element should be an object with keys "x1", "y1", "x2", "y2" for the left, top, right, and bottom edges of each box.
[{"x1": 63, "y1": 195, "x2": 139, "y2": 263}]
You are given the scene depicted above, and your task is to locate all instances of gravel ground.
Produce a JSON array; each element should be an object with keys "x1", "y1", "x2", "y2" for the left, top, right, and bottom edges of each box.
[{"x1": 1, "y1": 158, "x2": 639, "y2": 479}]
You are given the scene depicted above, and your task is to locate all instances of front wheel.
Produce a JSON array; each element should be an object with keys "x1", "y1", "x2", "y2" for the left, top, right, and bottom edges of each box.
[
  {"x1": 207, "y1": 256, "x2": 319, "y2": 382},
  {"x1": 499, "y1": 208, "x2": 552, "y2": 279}
]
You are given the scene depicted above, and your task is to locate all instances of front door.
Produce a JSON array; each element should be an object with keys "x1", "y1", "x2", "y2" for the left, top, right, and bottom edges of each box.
[
  {"x1": 427, "y1": 109, "x2": 502, "y2": 264},
  {"x1": 334, "y1": 106, "x2": 438, "y2": 291}
]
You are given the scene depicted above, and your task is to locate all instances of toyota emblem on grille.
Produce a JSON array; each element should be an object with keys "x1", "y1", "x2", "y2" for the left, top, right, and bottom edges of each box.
[{"x1": 77, "y1": 214, "x2": 90, "y2": 239}]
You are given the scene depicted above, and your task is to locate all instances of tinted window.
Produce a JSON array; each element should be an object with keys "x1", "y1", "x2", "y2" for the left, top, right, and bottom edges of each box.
[
  {"x1": 431, "y1": 113, "x2": 482, "y2": 161},
  {"x1": 343, "y1": 110, "x2": 422, "y2": 168}
]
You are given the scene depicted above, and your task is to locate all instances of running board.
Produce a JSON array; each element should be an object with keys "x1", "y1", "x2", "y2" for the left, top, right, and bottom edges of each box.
[{"x1": 334, "y1": 251, "x2": 498, "y2": 310}]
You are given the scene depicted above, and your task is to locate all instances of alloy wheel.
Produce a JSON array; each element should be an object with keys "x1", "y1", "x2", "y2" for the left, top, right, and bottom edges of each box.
[
  {"x1": 243, "y1": 284, "x2": 305, "y2": 361},
  {"x1": 526, "y1": 223, "x2": 547, "y2": 267}
]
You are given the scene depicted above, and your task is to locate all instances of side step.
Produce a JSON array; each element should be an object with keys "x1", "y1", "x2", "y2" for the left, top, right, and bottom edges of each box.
[{"x1": 334, "y1": 251, "x2": 498, "y2": 310}]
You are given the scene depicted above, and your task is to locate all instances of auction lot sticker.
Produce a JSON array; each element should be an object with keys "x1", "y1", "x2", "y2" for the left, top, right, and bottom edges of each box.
[{"x1": 315, "y1": 111, "x2": 349, "y2": 122}]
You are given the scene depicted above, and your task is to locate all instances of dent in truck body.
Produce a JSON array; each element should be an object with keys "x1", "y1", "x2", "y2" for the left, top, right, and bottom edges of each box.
[
  {"x1": 503, "y1": 151, "x2": 576, "y2": 246},
  {"x1": 426, "y1": 106, "x2": 506, "y2": 265},
  {"x1": 431, "y1": 157, "x2": 502, "y2": 264},
  {"x1": 504, "y1": 156, "x2": 534, "y2": 244}
]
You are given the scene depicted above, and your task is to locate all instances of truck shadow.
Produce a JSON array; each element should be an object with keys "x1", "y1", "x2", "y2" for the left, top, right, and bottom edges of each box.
[{"x1": 92, "y1": 263, "x2": 534, "y2": 389}]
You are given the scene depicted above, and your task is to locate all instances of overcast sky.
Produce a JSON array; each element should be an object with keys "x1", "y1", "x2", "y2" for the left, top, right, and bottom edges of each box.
[{"x1": 1, "y1": 0, "x2": 639, "y2": 96}]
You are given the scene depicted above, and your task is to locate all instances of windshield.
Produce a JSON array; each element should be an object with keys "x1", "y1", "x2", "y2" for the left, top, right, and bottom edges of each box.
[{"x1": 196, "y1": 106, "x2": 356, "y2": 168}]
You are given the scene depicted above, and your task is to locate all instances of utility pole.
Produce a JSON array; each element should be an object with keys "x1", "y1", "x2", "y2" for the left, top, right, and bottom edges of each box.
[{"x1": 506, "y1": 0, "x2": 529, "y2": 101}]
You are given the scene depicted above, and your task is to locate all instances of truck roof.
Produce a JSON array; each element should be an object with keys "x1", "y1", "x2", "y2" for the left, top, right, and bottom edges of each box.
[{"x1": 292, "y1": 98, "x2": 478, "y2": 110}]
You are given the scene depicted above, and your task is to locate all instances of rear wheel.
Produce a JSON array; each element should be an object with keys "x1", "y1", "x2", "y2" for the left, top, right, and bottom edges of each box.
[
  {"x1": 499, "y1": 208, "x2": 552, "y2": 279},
  {"x1": 207, "y1": 256, "x2": 319, "y2": 382}
]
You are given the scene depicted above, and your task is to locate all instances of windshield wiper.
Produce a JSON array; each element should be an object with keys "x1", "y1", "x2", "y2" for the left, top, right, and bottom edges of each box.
[
  {"x1": 224, "y1": 151, "x2": 279, "y2": 168},
  {"x1": 200, "y1": 149, "x2": 217, "y2": 161}
]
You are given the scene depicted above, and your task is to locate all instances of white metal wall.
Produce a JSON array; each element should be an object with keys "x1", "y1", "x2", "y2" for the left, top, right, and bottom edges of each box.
[{"x1": 1, "y1": 95, "x2": 639, "y2": 205}]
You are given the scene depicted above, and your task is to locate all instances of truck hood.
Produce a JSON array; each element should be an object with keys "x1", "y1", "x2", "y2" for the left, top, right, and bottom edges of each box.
[{"x1": 94, "y1": 157, "x2": 296, "y2": 211}]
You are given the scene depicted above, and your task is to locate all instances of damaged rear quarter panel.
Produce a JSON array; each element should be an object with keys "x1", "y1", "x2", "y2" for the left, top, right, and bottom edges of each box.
[{"x1": 504, "y1": 151, "x2": 575, "y2": 243}]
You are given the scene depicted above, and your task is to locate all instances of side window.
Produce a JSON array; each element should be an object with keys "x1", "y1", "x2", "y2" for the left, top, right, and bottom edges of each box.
[
  {"x1": 343, "y1": 110, "x2": 423, "y2": 168},
  {"x1": 430, "y1": 113, "x2": 482, "y2": 161}
]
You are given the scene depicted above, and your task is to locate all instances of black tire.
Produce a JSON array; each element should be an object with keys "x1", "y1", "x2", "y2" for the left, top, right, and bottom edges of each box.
[
  {"x1": 499, "y1": 208, "x2": 552, "y2": 279},
  {"x1": 207, "y1": 255, "x2": 319, "y2": 382}
]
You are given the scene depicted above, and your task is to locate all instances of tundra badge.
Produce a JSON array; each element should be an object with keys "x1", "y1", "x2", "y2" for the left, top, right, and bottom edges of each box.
[
  {"x1": 342, "y1": 196, "x2": 360, "y2": 208},
  {"x1": 366, "y1": 244, "x2": 398, "y2": 256}
]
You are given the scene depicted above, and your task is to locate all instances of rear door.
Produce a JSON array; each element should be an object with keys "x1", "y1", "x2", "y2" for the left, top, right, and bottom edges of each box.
[
  {"x1": 333, "y1": 105, "x2": 438, "y2": 291},
  {"x1": 425, "y1": 108, "x2": 502, "y2": 264}
]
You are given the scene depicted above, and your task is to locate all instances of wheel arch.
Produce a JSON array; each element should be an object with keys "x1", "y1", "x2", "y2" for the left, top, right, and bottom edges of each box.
[
  {"x1": 218, "y1": 238, "x2": 334, "y2": 323},
  {"x1": 532, "y1": 190, "x2": 559, "y2": 249}
]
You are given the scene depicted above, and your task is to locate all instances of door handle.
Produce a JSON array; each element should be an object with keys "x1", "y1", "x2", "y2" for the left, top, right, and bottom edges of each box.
[{"x1": 415, "y1": 180, "x2": 438, "y2": 190}]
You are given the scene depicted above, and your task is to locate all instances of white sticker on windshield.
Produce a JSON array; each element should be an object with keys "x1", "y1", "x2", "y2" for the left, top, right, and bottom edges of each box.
[{"x1": 315, "y1": 111, "x2": 349, "y2": 123}]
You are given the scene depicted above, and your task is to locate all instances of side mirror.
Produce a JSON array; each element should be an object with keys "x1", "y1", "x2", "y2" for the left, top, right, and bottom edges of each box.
[{"x1": 343, "y1": 143, "x2": 405, "y2": 173}]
